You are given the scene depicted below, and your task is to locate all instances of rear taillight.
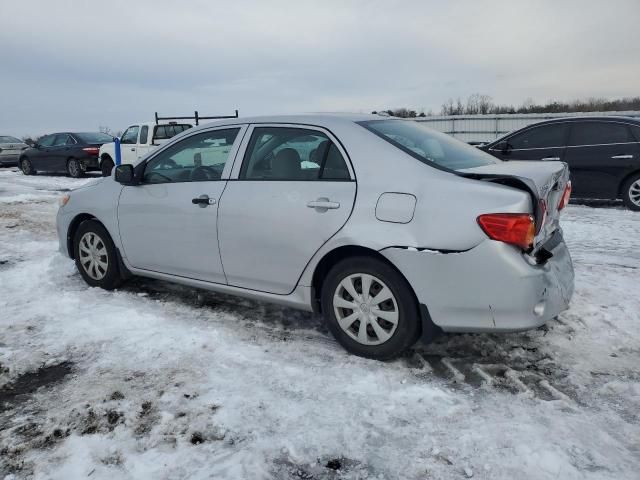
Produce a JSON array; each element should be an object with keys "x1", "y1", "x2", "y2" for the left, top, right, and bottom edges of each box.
[
  {"x1": 477, "y1": 213, "x2": 535, "y2": 250},
  {"x1": 82, "y1": 147, "x2": 99, "y2": 156},
  {"x1": 558, "y1": 181, "x2": 572, "y2": 211}
]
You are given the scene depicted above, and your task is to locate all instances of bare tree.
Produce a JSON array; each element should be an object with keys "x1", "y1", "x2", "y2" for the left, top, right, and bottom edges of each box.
[{"x1": 99, "y1": 125, "x2": 112, "y2": 135}]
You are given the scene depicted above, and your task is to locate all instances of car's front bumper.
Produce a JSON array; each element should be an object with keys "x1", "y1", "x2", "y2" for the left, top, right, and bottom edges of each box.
[
  {"x1": 0, "y1": 154, "x2": 20, "y2": 166},
  {"x1": 381, "y1": 233, "x2": 574, "y2": 332}
]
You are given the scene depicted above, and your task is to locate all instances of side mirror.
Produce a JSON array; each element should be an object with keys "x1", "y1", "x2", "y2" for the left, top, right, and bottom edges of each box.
[
  {"x1": 114, "y1": 164, "x2": 136, "y2": 185},
  {"x1": 494, "y1": 140, "x2": 512, "y2": 154}
]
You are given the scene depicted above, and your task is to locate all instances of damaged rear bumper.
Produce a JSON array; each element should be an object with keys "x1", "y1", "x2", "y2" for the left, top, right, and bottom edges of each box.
[{"x1": 381, "y1": 232, "x2": 574, "y2": 333}]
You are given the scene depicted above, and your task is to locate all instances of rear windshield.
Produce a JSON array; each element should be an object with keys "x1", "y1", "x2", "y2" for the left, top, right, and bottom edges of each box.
[
  {"x1": 358, "y1": 120, "x2": 500, "y2": 170},
  {"x1": 0, "y1": 136, "x2": 22, "y2": 143},
  {"x1": 75, "y1": 132, "x2": 114, "y2": 144},
  {"x1": 153, "y1": 124, "x2": 192, "y2": 141}
]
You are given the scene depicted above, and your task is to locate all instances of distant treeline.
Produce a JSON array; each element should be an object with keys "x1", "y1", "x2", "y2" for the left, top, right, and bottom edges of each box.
[{"x1": 374, "y1": 95, "x2": 640, "y2": 118}]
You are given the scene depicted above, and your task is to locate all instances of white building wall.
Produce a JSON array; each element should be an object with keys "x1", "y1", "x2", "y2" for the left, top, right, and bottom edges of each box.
[{"x1": 414, "y1": 111, "x2": 640, "y2": 143}]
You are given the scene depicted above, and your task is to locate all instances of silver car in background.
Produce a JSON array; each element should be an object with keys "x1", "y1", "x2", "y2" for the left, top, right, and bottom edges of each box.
[
  {"x1": 0, "y1": 135, "x2": 29, "y2": 167},
  {"x1": 56, "y1": 114, "x2": 574, "y2": 359}
]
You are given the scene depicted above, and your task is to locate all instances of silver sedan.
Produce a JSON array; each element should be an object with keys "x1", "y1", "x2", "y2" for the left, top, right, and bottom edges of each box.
[
  {"x1": 0, "y1": 135, "x2": 29, "y2": 167},
  {"x1": 56, "y1": 115, "x2": 574, "y2": 359}
]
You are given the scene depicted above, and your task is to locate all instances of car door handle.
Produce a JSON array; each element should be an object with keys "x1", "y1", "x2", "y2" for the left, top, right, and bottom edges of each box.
[
  {"x1": 192, "y1": 195, "x2": 216, "y2": 207},
  {"x1": 611, "y1": 154, "x2": 633, "y2": 159},
  {"x1": 130, "y1": 148, "x2": 135, "y2": 152},
  {"x1": 307, "y1": 198, "x2": 340, "y2": 211},
  {"x1": 541, "y1": 156, "x2": 560, "y2": 161}
]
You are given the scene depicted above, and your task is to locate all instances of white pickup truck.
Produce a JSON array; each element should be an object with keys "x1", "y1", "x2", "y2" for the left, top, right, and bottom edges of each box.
[{"x1": 98, "y1": 121, "x2": 192, "y2": 176}]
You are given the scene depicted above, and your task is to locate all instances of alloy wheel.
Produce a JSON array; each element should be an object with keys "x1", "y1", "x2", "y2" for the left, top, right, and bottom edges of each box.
[
  {"x1": 21, "y1": 159, "x2": 31, "y2": 175},
  {"x1": 333, "y1": 273, "x2": 399, "y2": 345},
  {"x1": 78, "y1": 232, "x2": 109, "y2": 280},
  {"x1": 629, "y1": 179, "x2": 640, "y2": 207},
  {"x1": 68, "y1": 160, "x2": 80, "y2": 177}
]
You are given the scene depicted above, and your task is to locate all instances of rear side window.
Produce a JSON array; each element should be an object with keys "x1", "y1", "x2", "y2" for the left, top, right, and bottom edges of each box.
[
  {"x1": 240, "y1": 127, "x2": 350, "y2": 181},
  {"x1": 52, "y1": 134, "x2": 72, "y2": 146},
  {"x1": 569, "y1": 122, "x2": 634, "y2": 146},
  {"x1": 139, "y1": 126, "x2": 149, "y2": 144},
  {"x1": 508, "y1": 124, "x2": 568, "y2": 149}
]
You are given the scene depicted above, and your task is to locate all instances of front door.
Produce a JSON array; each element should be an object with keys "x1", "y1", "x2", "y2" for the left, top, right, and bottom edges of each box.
[
  {"x1": 117, "y1": 126, "x2": 245, "y2": 283},
  {"x1": 30, "y1": 134, "x2": 56, "y2": 170},
  {"x1": 490, "y1": 122, "x2": 569, "y2": 162},
  {"x1": 564, "y1": 121, "x2": 640, "y2": 199},
  {"x1": 218, "y1": 125, "x2": 356, "y2": 294},
  {"x1": 119, "y1": 125, "x2": 140, "y2": 165}
]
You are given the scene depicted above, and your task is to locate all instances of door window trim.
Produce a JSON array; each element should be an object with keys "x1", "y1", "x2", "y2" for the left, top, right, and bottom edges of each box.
[
  {"x1": 229, "y1": 123, "x2": 355, "y2": 182},
  {"x1": 489, "y1": 121, "x2": 570, "y2": 152},
  {"x1": 138, "y1": 124, "x2": 248, "y2": 184}
]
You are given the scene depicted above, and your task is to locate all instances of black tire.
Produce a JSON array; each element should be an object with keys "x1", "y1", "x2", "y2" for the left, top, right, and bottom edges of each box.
[
  {"x1": 321, "y1": 256, "x2": 422, "y2": 360},
  {"x1": 621, "y1": 173, "x2": 640, "y2": 211},
  {"x1": 67, "y1": 158, "x2": 84, "y2": 178},
  {"x1": 20, "y1": 157, "x2": 36, "y2": 175},
  {"x1": 101, "y1": 156, "x2": 114, "y2": 177},
  {"x1": 73, "y1": 220, "x2": 123, "y2": 290}
]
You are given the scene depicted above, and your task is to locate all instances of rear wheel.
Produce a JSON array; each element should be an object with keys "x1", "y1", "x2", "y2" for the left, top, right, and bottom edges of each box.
[
  {"x1": 321, "y1": 256, "x2": 422, "y2": 360},
  {"x1": 622, "y1": 173, "x2": 640, "y2": 211},
  {"x1": 73, "y1": 220, "x2": 122, "y2": 290},
  {"x1": 20, "y1": 157, "x2": 35, "y2": 175},
  {"x1": 67, "y1": 158, "x2": 84, "y2": 178},
  {"x1": 101, "y1": 156, "x2": 114, "y2": 177}
]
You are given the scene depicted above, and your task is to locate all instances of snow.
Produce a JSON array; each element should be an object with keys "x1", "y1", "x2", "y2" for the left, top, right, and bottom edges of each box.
[{"x1": 0, "y1": 168, "x2": 639, "y2": 479}]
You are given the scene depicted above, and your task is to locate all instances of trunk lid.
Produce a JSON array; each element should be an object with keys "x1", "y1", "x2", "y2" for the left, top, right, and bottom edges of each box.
[
  {"x1": 0, "y1": 142, "x2": 29, "y2": 155},
  {"x1": 458, "y1": 160, "x2": 570, "y2": 250}
]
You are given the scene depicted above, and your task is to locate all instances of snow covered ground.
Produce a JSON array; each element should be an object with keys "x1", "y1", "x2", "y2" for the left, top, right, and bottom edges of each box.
[{"x1": 0, "y1": 168, "x2": 638, "y2": 479}]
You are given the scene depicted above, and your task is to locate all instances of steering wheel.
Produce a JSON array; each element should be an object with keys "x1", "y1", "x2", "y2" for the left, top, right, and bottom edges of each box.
[
  {"x1": 191, "y1": 165, "x2": 220, "y2": 181},
  {"x1": 155, "y1": 158, "x2": 178, "y2": 169}
]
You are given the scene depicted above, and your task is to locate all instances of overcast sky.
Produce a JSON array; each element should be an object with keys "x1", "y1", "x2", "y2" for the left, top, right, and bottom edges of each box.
[{"x1": 1, "y1": 0, "x2": 639, "y2": 137}]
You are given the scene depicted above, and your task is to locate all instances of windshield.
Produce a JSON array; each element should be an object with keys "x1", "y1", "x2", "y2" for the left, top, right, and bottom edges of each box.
[
  {"x1": 358, "y1": 120, "x2": 501, "y2": 170},
  {"x1": 75, "y1": 132, "x2": 114, "y2": 144},
  {"x1": 0, "y1": 136, "x2": 22, "y2": 143}
]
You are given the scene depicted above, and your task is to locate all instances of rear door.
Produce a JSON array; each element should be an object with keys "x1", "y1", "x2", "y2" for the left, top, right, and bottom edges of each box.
[
  {"x1": 50, "y1": 134, "x2": 75, "y2": 171},
  {"x1": 564, "y1": 121, "x2": 639, "y2": 199},
  {"x1": 218, "y1": 124, "x2": 356, "y2": 294},
  {"x1": 119, "y1": 125, "x2": 139, "y2": 164},
  {"x1": 491, "y1": 123, "x2": 569, "y2": 162}
]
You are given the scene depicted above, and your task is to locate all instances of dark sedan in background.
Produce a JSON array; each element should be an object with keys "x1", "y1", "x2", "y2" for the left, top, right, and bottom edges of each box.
[
  {"x1": 19, "y1": 132, "x2": 115, "y2": 178},
  {"x1": 0, "y1": 135, "x2": 29, "y2": 167},
  {"x1": 480, "y1": 117, "x2": 640, "y2": 210}
]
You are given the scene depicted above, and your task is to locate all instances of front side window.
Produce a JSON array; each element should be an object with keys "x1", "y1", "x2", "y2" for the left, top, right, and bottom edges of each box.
[
  {"x1": 38, "y1": 135, "x2": 56, "y2": 147},
  {"x1": 143, "y1": 128, "x2": 240, "y2": 184},
  {"x1": 569, "y1": 122, "x2": 634, "y2": 146},
  {"x1": 240, "y1": 127, "x2": 350, "y2": 180},
  {"x1": 508, "y1": 124, "x2": 568, "y2": 149},
  {"x1": 359, "y1": 120, "x2": 499, "y2": 170},
  {"x1": 120, "y1": 126, "x2": 139, "y2": 145}
]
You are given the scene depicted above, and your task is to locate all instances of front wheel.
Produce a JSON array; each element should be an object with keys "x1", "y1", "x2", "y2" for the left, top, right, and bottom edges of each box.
[
  {"x1": 67, "y1": 158, "x2": 84, "y2": 178},
  {"x1": 321, "y1": 256, "x2": 422, "y2": 360},
  {"x1": 622, "y1": 173, "x2": 640, "y2": 211},
  {"x1": 101, "y1": 156, "x2": 114, "y2": 177},
  {"x1": 20, "y1": 157, "x2": 36, "y2": 175},
  {"x1": 73, "y1": 220, "x2": 123, "y2": 290}
]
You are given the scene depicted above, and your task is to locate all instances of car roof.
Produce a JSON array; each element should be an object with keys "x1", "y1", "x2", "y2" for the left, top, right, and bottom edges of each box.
[
  {"x1": 185, "y1": 113, "x2": 389, "y2": 132},
  {"x1": 523, "y1": 115, "x2": 640, "y2": 125}
]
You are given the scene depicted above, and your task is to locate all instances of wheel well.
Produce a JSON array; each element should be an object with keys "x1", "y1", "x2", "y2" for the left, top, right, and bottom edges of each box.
[
  {"x1": 619, "y1": 170, "x2": 640, "y2": 196},
  {"x1": 101, "y1": 154, "x2": 113, "y2": 164},
  {"x1": 66, "y1": 214, "x2": 98, "y2": 259},
  {"x1": 311, "y1": 245, "x2": 412, "y2": 314}
]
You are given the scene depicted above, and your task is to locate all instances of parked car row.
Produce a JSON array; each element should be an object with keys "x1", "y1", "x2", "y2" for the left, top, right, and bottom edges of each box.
[
  {"x1": 56, "y1": 114, "x2": 574, "y2": 359},
  {"x1": 479, "y1": 116, "x2": 640, "y2": 211}
]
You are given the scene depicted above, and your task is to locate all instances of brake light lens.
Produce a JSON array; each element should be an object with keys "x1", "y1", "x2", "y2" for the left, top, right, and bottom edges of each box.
[
  {"x1": 82, "y1": 147, "x2": 100, "y2": 156},
  {"x1": 558, "y1": 181, "x2": 572, "y2": 211},
  {"x1": 477, "y1": 213, "x2": 535, "y2": 250}
]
